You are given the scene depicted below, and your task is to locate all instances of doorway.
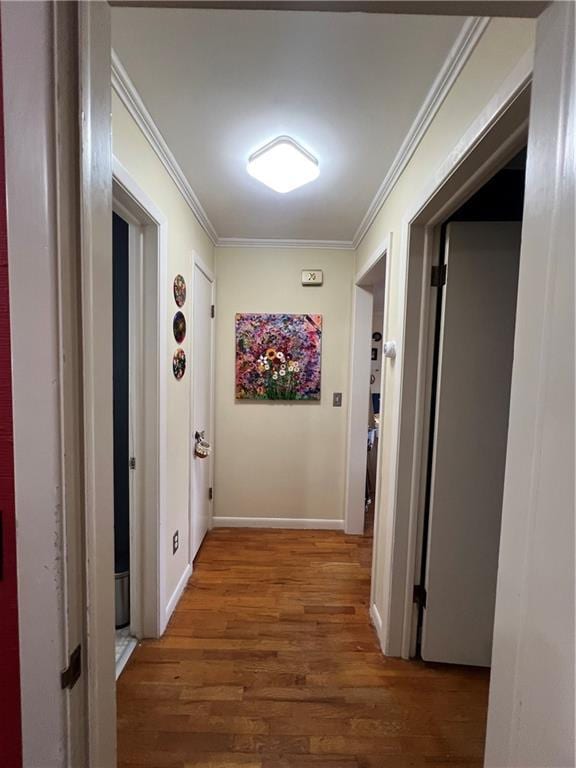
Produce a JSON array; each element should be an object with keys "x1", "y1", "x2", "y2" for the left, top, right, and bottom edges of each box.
[
  {"x1": 345, "y1": 241, "x2": 390, "y2": 537},
  {"x1": 412, "y1": 152, "x2": 526, "y2": 664},
  {"x1": 112, "y1": 159, "x2": 168, "y2": 655},
  {"x1": 112, "y1": 211, "x2": 137, "y2": 675}
]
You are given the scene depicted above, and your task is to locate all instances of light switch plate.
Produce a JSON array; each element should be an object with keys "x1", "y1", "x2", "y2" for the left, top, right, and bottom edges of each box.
[
  {"x1": 302, "y1": 269, "x2": 323, "y2": 286},
  {"x1": 333, "y1": 392, "x2": 342, "y2": 407}
]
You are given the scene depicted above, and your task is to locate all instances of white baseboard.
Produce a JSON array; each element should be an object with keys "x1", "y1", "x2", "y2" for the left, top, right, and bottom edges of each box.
[
  {"x1": 163, "y1": 563, "x2": 192, "y2": 629},
  {"x1": 370, "y1": 602, "x2": 386, "y2": 653},
  {"x1": 212, "y1": 516, "x2": 344, "y2": 531}
]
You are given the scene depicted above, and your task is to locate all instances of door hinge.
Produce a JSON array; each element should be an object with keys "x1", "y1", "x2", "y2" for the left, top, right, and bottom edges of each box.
[
  {"x1": 211, "y1": 304, "x2": 215, "y2": 319},
  {"x1": 413, "y1": 584, "x2": 427, "y2": 609},
  {"x1": 129, "y1": 457, "x2": 136, "y2": 470},
  {"x1": 61, "y1": 644, "x2": 82, "y2": 690},
  {"x1": 208, "y1": 487, "x2": 213, "y2": 501},
  {"x1": 431, "y1": 264, "x2": 447, "y2": 287}
]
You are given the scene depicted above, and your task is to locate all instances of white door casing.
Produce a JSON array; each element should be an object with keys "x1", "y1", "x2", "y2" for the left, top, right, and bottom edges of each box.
[
  {"x1": 113, "y1": 156, "x2": 168, "y2": 640},
  {"x1": 421, "y1": 221, "x2": 521, "y2": 666},
  {"x1": 190, "y1": 260, "x2": 215, "y2": 561},
  {"x1": 79, "y1": 2, "x2": 116, "y2": 765},
  {"x1": 346, "y1": 237, "x2": 390, "y2": 538},
  {"x1": 485, "y1": 3, "x2": 575, "y2": 765}
]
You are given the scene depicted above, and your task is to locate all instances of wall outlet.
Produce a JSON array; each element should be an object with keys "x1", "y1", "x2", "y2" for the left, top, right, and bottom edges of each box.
[{"x1": 172, "y1": 530, "x2": 179, "y2": 554}]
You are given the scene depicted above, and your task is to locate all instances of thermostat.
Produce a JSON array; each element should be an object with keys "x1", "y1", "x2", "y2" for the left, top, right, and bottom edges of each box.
[{"x1": 302, "y1": 269, "x2": 323, "y2": 286}]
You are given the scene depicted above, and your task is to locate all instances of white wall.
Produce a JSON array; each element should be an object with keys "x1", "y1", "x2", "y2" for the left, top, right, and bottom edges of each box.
[
  {"x1": 112, "y1": 91, "x2": 215, "y2": 613},
  {"x1": 354, "y1": 17, "x2": 536, "y2": 642},
  {"x1": 485, "y1": 3, "x2": 575, "y2": 765},
  {"x1": 213, "y1": 246, "x2": 354, "y2": 526}
]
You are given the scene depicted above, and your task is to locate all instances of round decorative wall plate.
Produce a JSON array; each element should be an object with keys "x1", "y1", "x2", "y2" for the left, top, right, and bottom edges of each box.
[
  {"x1": 172, "y1": 348, "x2": 186, "y2": 380},
  {"x1": 372, "y1": 331, "x2": 383, "y2": 342},
  {"x1": 173, "y1": 274, "x2": 186, "y2": 307},
  {"x1": 173, "y1": 311, "x2": 187, "y2": 344}
]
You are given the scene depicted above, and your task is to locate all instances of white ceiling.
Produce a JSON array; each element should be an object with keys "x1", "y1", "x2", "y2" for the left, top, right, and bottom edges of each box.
[{"x1": 112, "y1": 9, "x2": 467, "y2": 242}]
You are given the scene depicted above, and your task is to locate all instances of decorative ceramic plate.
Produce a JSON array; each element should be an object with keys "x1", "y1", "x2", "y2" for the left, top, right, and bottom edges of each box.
[
  {"x1": 173, "y1": 311, "x2": 186, "y2": 343},
  {"x1": 173, "y1": 274, "x2": 186, "y2": 307},
  {"x1": 172, "y1": 348, "x2": 186, "y2": 380}
]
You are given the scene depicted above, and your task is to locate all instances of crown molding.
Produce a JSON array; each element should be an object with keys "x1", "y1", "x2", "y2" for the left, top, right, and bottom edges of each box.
[
  {"x1": 215, "y1": 237, "x2": 354, "y2": 250},
  {"x1": 111, "y1": 50, "x2": 219, "y2": 244},
  {"x1": 112, "y1": 17, "x2": 489, "y2": 251},
  {"x1": 351, "y1": 16, "x2": 490, "y2": 249}
]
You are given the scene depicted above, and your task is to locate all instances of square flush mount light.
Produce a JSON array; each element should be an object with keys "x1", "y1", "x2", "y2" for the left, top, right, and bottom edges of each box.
[{"x1": 247, "y1": 136, "x2": 320, "y2": 193}]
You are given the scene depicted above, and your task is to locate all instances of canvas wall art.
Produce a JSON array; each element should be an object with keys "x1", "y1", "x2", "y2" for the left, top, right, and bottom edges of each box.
[{"x1": 235, "y1": 313, "x2": 322, "y2": 401}]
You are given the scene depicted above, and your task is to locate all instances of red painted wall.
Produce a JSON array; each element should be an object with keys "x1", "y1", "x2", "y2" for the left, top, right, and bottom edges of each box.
[{"x1": 0, "y1": 11, "x2": 23, "y2": 767}]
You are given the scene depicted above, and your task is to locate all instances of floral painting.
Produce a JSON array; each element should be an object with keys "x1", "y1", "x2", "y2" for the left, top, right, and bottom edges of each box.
[{"x1": 235, "y1": 313, "x2": 322, "y2": 401}]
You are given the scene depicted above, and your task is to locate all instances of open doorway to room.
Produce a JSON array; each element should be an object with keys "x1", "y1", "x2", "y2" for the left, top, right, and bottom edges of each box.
[
  {"x1": 345, "y1": 243, "x2": 390, "y2": 538},
  {"x1": 112, "y1": 161, "x2": 167, "y2": 678},
  {"x1": 411, "y1": 149, "x2": 527, "y2": 664},
  {"x1": 411, "y1": 149, "x2": 526, "y2": 667},
  {"x1": 112, "y1": 210, "x2": 137, "y2": 675}
]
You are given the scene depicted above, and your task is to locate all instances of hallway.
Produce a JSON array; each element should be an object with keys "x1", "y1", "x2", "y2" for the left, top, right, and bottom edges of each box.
[{"x1": 117, "y1": 528, "x2": 489, "y2": 767}]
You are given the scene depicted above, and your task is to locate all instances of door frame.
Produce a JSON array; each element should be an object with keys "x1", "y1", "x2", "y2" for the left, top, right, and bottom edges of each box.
[
  {"x1": 188, "y1": 252, "x2": 216, "y2": 564},
  {"x1": 344, "y1": 236, "x2": 391, "y2": 536},
  {"x1": 112, "y1": 157, "x2": 168, "y2": 639},
  {"x1": 378, "y1": 51, "x2": 532, "y2": 659}
]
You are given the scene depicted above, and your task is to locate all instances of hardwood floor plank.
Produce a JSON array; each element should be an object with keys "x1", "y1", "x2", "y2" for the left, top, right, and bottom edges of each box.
[{"x1": 117, "y1": 528, "x2": 489, "y2": 768}]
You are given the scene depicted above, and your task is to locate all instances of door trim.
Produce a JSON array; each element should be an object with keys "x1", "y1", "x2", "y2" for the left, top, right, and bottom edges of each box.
[
  {"x1": 378, "y1": 49, "x2": 532, "y2": 659},
  {"x1": 344, "y1": 235, "x2": 391, "y2": 538},
  {"x1": 113, "y1": 157, "x2": 168, "y2": 639}
]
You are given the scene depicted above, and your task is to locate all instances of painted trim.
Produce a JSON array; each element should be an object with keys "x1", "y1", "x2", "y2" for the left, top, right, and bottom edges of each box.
[
  {"x1": 369, "y1": 235, "x2": 393, "y2": 609},
  {"x1": 79, "y1": 4, "x2": 117, "y2": 764},
  {"x1": 370, "y1": 602, "x2": 385, "y2": 653},
  {"x1": 351, "y1": 17, "x2": 490, "y2": 248},
  {"x1": 212, "y1": 517, "x2": 345, "y2": 530},
  {"x1": 411, "y1": 49, "x2": 533, "y2": 226},
  {"x1": 215, "y1": 237, "x2": 354, "y2": 250},
  {"x1": 164, "y1": 564, "x2": 192, "y2": 626},
  {"x1": 344, "y1": 236, "x2": 390, "y2": 535},
  {"x1": 113, "y1": 156, "x2": 167, "y2": 228},
  {"x1": 193, "y1": 249, "x2": 216, "y2": 282},
  {"x1": 111, "y1": 50, "x2": 218, "y2": 244},
  {"x1": 112, "y1": 156, "x2": 168, "y2": 640},
  {"x1": 356, "y1": 234, "x2": 391, "y2": 284},
  {"x1": 111, "y1": 19, "x2": 489, "y2": 250}
]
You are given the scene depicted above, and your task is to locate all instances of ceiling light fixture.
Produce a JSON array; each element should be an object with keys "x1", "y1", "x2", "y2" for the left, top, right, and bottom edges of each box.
[{"x1": 247, "y1": 136, "x2": 320, "y2": 194}]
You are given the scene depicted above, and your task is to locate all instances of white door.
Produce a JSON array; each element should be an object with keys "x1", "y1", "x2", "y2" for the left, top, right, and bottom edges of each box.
[
  {"x1": 190, "y1": 264, "x2": 214, "y2": 561},
  {"x1": 421, "y1": 221, "x2": 521, "y2": 666}
]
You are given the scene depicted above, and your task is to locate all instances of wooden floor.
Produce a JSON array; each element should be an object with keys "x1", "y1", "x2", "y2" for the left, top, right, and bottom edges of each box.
[{"x1": 117, "y1": 527, "x2": 490, "y2": 768}]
